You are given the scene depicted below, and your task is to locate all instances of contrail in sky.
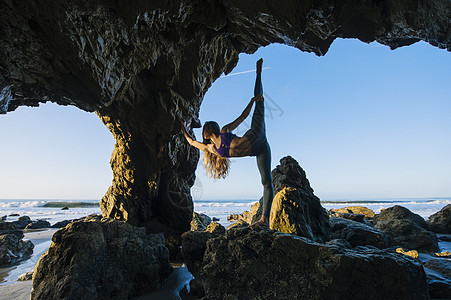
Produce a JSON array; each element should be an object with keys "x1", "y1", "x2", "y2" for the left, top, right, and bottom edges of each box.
[{"x1": 220, "y1": 67, "x2": 271, "y2": 78}]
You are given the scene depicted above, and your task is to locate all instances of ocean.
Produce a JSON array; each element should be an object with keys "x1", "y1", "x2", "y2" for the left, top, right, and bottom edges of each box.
[
  {"x1": 0, "y1": 197, "x2": 450, "y2": 285},
  {"x1": 1, "y1": 197, "x2": 450, "y2": 228}
]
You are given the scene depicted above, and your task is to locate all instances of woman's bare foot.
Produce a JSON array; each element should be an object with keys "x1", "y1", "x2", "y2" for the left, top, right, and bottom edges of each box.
[
  {"x1": 256, "y1": 58, "x2": 263, "y2": 74},
  {"x1": 250, "y1": 215, "x2": 269, "y2": 227}
]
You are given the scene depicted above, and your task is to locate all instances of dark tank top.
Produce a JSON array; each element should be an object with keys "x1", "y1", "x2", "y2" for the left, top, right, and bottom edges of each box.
[{"x1": 213, "y1": 132, "x2": 237, "y2": 158}]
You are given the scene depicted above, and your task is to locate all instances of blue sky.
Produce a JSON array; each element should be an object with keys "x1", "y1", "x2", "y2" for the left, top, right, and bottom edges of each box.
[{"x1": 0, "y1": 39, "x2": 450, "y2": 200}]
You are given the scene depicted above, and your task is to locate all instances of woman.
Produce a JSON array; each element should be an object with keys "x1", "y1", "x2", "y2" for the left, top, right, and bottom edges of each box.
[{"x1": 181, "y1": 58, "x2": 274, "y2": 227}]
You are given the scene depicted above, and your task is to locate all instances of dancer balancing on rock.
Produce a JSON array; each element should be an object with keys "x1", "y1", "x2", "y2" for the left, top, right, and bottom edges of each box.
[{"x1": 181, "y1": 58, "x2": 274, "y2": 227}]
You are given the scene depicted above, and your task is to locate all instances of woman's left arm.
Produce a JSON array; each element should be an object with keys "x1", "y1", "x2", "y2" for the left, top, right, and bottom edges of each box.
[{"x1": 221, "y1": 94, "x2": 262, "y2": 133}]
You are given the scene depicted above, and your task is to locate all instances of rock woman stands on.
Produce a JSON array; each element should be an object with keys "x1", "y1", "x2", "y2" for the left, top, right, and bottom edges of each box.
[{"x1": 181, "y1": 59, "x2": 274, "y2": 226}]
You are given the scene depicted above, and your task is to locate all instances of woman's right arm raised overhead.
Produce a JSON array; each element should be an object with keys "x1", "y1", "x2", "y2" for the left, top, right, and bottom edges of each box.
[{"x1": 180, "y1": 121, "x2": 210, "y2": 152}]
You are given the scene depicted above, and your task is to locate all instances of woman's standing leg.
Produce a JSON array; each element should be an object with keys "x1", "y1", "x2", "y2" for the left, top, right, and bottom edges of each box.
[
  {"x1": 251, "y1": 58, "x2": 274, "y2": 225},
  {"x1": 258, "y1": 141, "x2": 274, "y2": 218}
]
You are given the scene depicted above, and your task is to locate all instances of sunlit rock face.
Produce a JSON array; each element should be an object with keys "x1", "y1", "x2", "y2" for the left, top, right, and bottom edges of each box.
[{"x1": 0, "y1": 1, "x2": 449, "y2": 233}]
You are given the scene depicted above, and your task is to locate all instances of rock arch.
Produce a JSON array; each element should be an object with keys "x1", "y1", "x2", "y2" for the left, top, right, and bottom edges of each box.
[{"x1": 0, "y1": 0, "x2": 449, "y2": 233}]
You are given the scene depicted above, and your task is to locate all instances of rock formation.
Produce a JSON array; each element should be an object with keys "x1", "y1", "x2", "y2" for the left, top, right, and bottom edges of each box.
[
  {"x1": 1, "y1": 1, "x2": 449, "y2": 234},
  {"x1": 330, "y1": 206, "x2": 376, "y2": 219},
  {"x1": 428, "y1": 204, "x2": 451, "y2": 234},
  {"x1": 329, "y1": 217, "x2": 388, "y2": 249},
  {"x1": 32, "y1": 215, "x2": 172, "y2": 300},
  {"x1": 425, "y1": 258, "x2": 451, "y2": 278},
  {"x1": 374, "y1": 205, "x2": 439, "y2": 253},
  {"x1": 25, "y1": 220, "x2": 51, "y2": 229},
  {"x1": 12, "y1": 216, "x2": 32, "y2": 229},
  {"x1": 233, "y1": 156, "x2": 329, "y2": 241},
  {"x1": 0, "y1": 228, "x2": 34, "y2": 267},
  {"x1": 190, "y1": 212, "x2": 212, "y2": 231},
  {"x1": 181, "y1": 225, "x2": 226, "y2": 298},
  {"x1": 269, "y1": 156, "x2": 330, "y2": 242},
  {"x1": 200, "y1": 227, "x2": 429, "y2": 299}
]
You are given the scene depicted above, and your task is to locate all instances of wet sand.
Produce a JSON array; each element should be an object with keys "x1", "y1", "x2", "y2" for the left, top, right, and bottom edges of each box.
[{"x1": 0, "y1": 281, "x2": 32, "y2": 300}]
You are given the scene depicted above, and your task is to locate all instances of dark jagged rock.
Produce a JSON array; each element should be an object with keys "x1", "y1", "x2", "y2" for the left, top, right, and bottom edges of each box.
[
  {"x1": 425, "y1": 258, "x2": 451, "y2": 278},
  {"x1": 25, "y1": 219, "x2": 51, "y2": 229},
  {"x1": 190, "y1": 212, "x2": 212, "y2": 231},
  {"x1": 205, "y1": 222, "x2": 226, "y2": 235},
  {"x1": 200, "y1": 227, "x2": 429, "y2": 300},
  {"x1": 227, "y1": 219, "x2": 249, "y2": 230},
  {"x1": 51, "y1": 219, "x2": 75, "y2": 228},
  {"x1": 32, "y1": 215, "x2": 172, "y2": 300},
  {"x1": 329, "y1": 211, "x2": 366, "y2": 223},
  {"x1": 0, "y1": 221, "x2": 19, "y2": 234},
  {"x1": 428, "y1": 204, "x2": 451, "y2": 234},
  {"x1": 165, "y1": 232, "x2": 183, "y2": 262},
  {"x1": 374, "y1": 205, "x2": 439, "y2": 253},
  {"x1": 424, "y1": 267, "x2": 451, "y2": 299},
  {"x1": 180, "y1": 222, "x2": 226, "y2": 299},
  {"x1": 12, "y1": 216, "x2": 32, "y2": 229},
  {"x1": 326, "y1": 238, "x2": 352, "y2": 249},
  {"x1": 0, "y1": 231, "x2": 34, "y2": 267},
  {"x1": 1, "y1": 1, "x2": 449, "y2": 234},
  {"x1": 376, "y1": 205, "x2": 431, "y2": 230},
  {"x1": 181, "y1": 231, "x2": 215, "y2": 280},
  {"x1": 329, "y1": 217, "x2": 388, "y2": 249},
  {"x1": 269, "y1": 156, "x2": 329, "y2": 242}
]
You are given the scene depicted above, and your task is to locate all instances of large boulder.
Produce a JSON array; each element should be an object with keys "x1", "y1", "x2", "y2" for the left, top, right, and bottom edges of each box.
[
  {"x1": 200, "y1": 227, "x2": 429, "y2": 299},
  {"x1": 231, "y1": 156, "x2": 330, "y2": 243},
  {"x1": 32, "y1": 215, "x2": 172, "y2": 300},
  {"x1": 181, "y1": 222, "x2": 226, "y2": 278},
  {"x1": 269, "y1": 156, "x2": 329, "y2": 242},
  {"x1": 374, "y1": 205, "x2": 439, "y2": 253},
  {"x1": 180, "y1": 226, "x2": 225, "y2": 299},
  {"x1": 329, "y1": 217, "x2": 388, "y2": 249},
  {"x1": 428, "y1": 204, "x2": 451, "y2": 234},
  {"x1": 0, "y1": 232, "x2": 34, "y2": 267},
  {"x1": 181, "y1": 231, "x2": 215, "y2": 279}
]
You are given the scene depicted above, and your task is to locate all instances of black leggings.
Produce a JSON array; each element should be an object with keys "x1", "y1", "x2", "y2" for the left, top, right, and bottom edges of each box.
[{"x1": 244, "y1": 72, "x2": 274, "y2": 217}]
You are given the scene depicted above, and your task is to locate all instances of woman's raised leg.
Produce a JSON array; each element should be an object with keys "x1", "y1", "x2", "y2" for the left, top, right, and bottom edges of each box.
[{"x1": 250, "y1": 59, "x2": 265, "y2": 140}]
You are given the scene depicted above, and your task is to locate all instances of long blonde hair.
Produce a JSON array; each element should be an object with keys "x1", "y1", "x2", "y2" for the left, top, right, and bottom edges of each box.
[{"x1": 202, "y1": 121, "x2": 231, "y2": 179}]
